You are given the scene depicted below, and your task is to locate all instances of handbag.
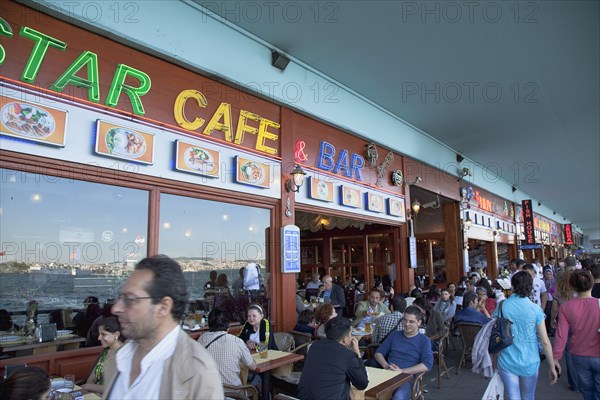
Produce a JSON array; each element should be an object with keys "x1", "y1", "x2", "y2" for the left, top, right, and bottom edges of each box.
[
  {"x1": 482, "y1": 370, "x2": 504, "y2": 400},
  {"x1": 488, "y1": 300, "x2": 513, "y2": 354}
]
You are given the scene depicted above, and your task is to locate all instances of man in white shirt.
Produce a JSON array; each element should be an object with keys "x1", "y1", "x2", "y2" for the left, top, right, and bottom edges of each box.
[
  {"x1": 532, "y1": 258, "x2": 544, "y2": 280},
  {"x1": 305, "y1": 272, "x2": 322, "y2": 289},
  {"x1": 523, "y1": 264, "x2": 547, "y2": 310},
  {"x1": 103, "y1": 255, "x2": 223, "y2": 399}
]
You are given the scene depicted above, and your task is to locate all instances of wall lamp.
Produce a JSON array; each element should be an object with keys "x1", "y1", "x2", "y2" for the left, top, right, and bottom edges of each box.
[
  {"x1": 409, "y1": 176, "x2": 422, "y2": 185},
  {"x1": 271, "y1": 50, "x2": 290, "y2": 71},
  {"x1": 411, "y1": 199, "x2": 421, "y2": 216},
  {"x1": 463, "y1": 215, "x2": 473, "y2": 230},
  {"x1": 285, "y1": 164, "x2": 306, "y2": 193}
]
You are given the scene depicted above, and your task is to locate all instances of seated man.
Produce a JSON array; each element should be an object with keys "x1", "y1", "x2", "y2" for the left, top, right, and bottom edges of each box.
[
  {"x1": 297, "y1": 316, "x2": 368, "y2": 400},
  {"x1": 454, "y1": 291, "x2": 491, "y2": 325},
  {"x1": 198, "y1": 309, "x2": 256, "y2": 387},
  {"x1": 371, "y1": 296, "x2": 407, "y2": 344},
  {"x1": 374, "y1": 306, "x2": 433, "y2": 400},
  {"x1": 353, "y1": 288, "x2": 390, "y2": 328}
]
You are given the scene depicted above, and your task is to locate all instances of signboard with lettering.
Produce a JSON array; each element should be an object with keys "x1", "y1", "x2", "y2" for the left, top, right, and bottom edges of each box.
[
  {"x1": 522, "y1": 200, "x2": 536, "y2": 245},
  {"x1": 564, "y1": 224, "x2": 574, "y2": 245},
  {"x1": 409, "y1": 237, "x2": 417, "y2": 269},
  {"x1": 281, "y1": 225, "x2": 300, "y2": 273},
  {"x1": 520, "y1": 244, "x2": 542, "y2": 250}
]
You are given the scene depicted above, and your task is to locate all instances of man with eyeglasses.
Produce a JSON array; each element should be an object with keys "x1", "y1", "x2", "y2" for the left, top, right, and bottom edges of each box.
[
  {"x1": 374, "y1": 306, "x2": 433, "y2": 400},
  {"x1": 102, "y1": 255, "x2": 223, "y2": 399}
]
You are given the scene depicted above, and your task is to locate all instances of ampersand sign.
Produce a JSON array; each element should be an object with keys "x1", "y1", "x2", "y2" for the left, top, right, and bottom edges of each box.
[{"x1": 294, "y1": 140, "x2": 308, "y2": 162}]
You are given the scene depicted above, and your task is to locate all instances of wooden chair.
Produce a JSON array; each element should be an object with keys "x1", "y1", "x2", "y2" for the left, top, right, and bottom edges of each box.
[
  {"x1": 289, "y1": 331, "x2": 314, "y2": 358},
  {"x1": 433, "y1": 327, "x2": 451, "y2": 388},
  {"x1": 411, "y1": 371, "x2": 426, "y2": 400},
  {"x1": 223, "y1": 383, "x2": 259, "y2": 400},
  {"x1": 455, "y1": 323, "x2": 483, "y2": 374}
]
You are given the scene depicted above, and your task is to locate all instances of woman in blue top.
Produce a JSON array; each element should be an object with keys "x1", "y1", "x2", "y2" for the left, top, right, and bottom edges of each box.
[{"x1": 495, "y1": 271, "x2": 558, "y2": 400}]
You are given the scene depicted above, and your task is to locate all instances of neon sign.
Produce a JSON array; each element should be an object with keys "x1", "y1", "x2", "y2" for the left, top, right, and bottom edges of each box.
[{"x1": 317, "y1": 141, "x2": 364, "y2": 181}]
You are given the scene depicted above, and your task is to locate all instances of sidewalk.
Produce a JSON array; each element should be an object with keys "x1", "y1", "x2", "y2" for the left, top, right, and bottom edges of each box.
[{"x1": 421, "y1": 337, "x2": 579, "y2": 400}]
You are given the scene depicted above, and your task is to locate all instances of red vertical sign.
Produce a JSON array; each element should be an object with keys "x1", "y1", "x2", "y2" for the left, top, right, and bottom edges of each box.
[
  {"x1": 522, "y1": 200, "x2": 536, "y2": 245},
  {"x1": 564, "y1": 224, "x2": 574, "y2": 245}
]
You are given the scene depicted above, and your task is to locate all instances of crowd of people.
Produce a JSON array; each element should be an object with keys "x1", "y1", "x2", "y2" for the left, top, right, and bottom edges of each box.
[{"x1": 0, "y1": 254, "x2": 598, "y2": 400}]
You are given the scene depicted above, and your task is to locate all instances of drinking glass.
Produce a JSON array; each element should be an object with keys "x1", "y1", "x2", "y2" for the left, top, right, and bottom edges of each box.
[
  {"x1": 258, "y1": 342, "x2": 269, "y2": 359},
  {"x1": 63, "y1": 374, "x2": 75, "y2": 392}
]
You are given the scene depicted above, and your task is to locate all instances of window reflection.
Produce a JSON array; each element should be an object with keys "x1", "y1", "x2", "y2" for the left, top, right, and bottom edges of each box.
[
  {"x1": 158, "y1": 193, "x2": 269, "y2": 299},
  {"x1": 0, "y1": 168, "x2": 149, "y2": 312}
]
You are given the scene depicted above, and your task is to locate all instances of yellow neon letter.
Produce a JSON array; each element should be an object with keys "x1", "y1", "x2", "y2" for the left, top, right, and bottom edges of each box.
[
  {"x1": 174, "y1": 89, "x2": 207, "y2": 131},
  {"x1": 256, "y1": 118, "x2": 279, "y2": 155},
  {"x1": 234, "y1": 110, "x2": 260, "y2": 145},
  {"x1": 203, "y1": 102, "x2": 233, "y2": 141}
]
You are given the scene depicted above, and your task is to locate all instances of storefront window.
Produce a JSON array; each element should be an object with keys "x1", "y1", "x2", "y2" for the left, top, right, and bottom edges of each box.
[
  {"x1": 0, "y1": 168, "x2": 149, "y2": 316},
  {"x1": 158, "y1": 193, "x2": 270, "y2": 299}
]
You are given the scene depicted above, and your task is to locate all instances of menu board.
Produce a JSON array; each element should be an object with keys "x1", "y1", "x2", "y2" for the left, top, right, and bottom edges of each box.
[
  {"x1": 0, "y1": 97, "x2": 68, "y2": 147},
  {"x1": 308, "y1": 177, "x2": 334, "y2": 202},
  {"x1": 234, "y1": 156, "x2": 271, "y2": 188},
  {"x1": 340, "y1": 186, "x2": 362, "y2": 208},
  {"x1": 95, "y1": 120, "x2": 155, "y2": 164},
  {"x1": 365, "y1": 192, "x2": 384, "y2": 213},
  {"x1": 174, "y1": 140, "x2": 220, "y2": 178}
]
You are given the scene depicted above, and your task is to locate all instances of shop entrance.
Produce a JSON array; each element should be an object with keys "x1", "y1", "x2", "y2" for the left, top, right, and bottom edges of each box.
[{"x1": 296, "y1": 211, "x2": 401, "y2": 316}]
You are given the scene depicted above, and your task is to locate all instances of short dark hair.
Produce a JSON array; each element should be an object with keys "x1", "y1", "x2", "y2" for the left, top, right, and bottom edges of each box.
[
  {"x1": 369, "y1": 288, "x2": 382, "y2": 296},
  {"x1": 516, "y1": 259, "x2": 526, "y2": 268},
  {"x1": 298, "y1": 309, "x2": 314, "y2": 325},
  {"x1": 565, "y1": 256, "x2": 577, "y2": 267},
  {"x1": 548, "y1": 257, "x2": 556, "y2": 263},
  {"x1": 413, "y1": 296, "x2": 432, "y2": 312},
  {"x1": 325, "y1": 315, "x2": 351, "y2": 341},
  {"x1": 391, "y1": 296, "x2": 407, "y2": 313},
  {"x1": 0, "y1": 366, "x2": 50, "y2": 400},
  {"x1": 135, "y1": 254, "x2": 189, "y2": 321},
  {"x1": 403, "y1": 306, "x2": 423, "y2": 322},
  {"x1": 410, "y1": 288, "x2": 422, "y2": 298},
  {"x1": 99, "y1": 316, "x2": 120, "y2": 333},
  {"x1": 569, "y1": 269, "x2": 593, "y2": 293},
  {"x1": 462, "y1": 291, "x2": 478, "y2": 307},
  {"x1": 522, "y1": 264, "x2": 535, "y2": 273},
  {"x1": 511, "y1": 271, "x2": 533, "y2": 297},
  {"x1": 591, "y1": 264, "x2": 600, "y2": 279},
  {"x1": 208, "y1": 309, "x2": 230, "y2": 331},
  {"x1": 532, "y1": 258, "x2": 540, "y2": 265}
]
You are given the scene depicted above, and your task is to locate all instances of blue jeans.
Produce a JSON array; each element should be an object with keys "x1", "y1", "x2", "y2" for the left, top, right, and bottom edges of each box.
[
  {"x1": 391, "y1": 378, "x2": 414, "y2": 400},
  {"x1": 498, "y1": 366, "x2": 538, "y2": 400},
  {"x1": 571, "y1": 354, "x2": 600, "y2": 400}
]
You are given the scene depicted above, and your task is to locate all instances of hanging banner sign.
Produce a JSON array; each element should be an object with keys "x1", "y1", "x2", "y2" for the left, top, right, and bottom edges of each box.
[
  {"x1": 522, "y1": 199, "x2": 536, "y2": 245},
  {"x1": 564, "y1": 224, "x2": 574, "y2": 245}
]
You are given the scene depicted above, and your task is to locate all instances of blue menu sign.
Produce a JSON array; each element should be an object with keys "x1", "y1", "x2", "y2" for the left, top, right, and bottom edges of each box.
[{"x1": 282, "y1": 225, "x2": 301, "y2": 273}]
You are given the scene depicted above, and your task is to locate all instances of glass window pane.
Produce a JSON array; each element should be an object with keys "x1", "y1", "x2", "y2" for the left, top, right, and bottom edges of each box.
[
  {"x1": 0, "y1": 168, "x2": 149, "y2": 315},
  {"x1": 158, "y1": 193, "x2": 270, "y2": 299}
]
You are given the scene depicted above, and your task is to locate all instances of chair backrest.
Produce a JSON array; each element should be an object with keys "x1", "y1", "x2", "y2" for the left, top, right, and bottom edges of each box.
[
  {"x1": 411, "y1": 371, "x2": 426, "y2": 400},
  {"x1": 223, "y1": 384, "x2": 259, "y2": 400},
  {"x1": 456, "y1": 323, "x2": 483, "y2": 349},
  {"x1": 273, "y1": 332, "x2": 295, "y2": 352}
]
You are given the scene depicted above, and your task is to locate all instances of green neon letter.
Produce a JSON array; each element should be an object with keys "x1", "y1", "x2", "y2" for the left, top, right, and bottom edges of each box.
[
  {"x1": 0, "y1": 18, "x2": 14, "y2": 65},
  {"x1": 105, "y1": 64, "x2": 151, "y2": 115},
  {"x1": 50, "y1": 51, "x2": 100, "y2": 103},
  {"x1": 19, "y1": 26, "x2": 67, "y2": 83}
]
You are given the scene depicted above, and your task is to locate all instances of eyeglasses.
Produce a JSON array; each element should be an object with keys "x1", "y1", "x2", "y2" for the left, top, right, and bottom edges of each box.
[{"x1": 116, "y1": 293, "x2": 157, "y2": 308}]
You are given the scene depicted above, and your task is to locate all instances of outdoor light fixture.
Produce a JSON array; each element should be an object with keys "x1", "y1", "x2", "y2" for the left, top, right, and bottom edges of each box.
[
  {"x1": 411, "y1": 199, "x2": 421, "y2": 216},
  {"x1": 463, "y1": 215, "x2": 473, "y2": 229},
  {"x1": 285, "y1": 164, "x2": 306, "y2": 193},
  {"x1": 271, "y1": 50, "x2": 290, "y2": 71}
]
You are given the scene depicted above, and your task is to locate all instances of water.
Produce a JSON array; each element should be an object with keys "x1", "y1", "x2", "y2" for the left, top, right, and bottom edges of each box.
[{"x1": 0, "y1": 269, "x2": 241, "y2": 319}]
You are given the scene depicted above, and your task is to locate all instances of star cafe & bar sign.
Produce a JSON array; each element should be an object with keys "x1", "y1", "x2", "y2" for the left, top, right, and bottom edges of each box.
[
  {"x1": 520, "y1": 199, "x2": 541, "y2": 250},
  {"x1": 0, "y1": 18, "x2": 279, "y2": 156}
]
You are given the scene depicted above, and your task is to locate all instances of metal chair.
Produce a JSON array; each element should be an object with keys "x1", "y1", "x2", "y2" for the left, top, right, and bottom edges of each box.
[
  {"x1": 455, "y1": 322, "x2": 483, "y2": 374},
  {"x1": 411, "y1": 371, "x2": 426, "y2": 400},
  {"x1": 223, "y1": 383, "x2": 259, "y2": 400}
]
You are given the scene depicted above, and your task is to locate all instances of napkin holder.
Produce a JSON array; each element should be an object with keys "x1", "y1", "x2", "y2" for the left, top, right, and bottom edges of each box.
[{"x1": 36, "y1": 323, "x2": 57, "y2": 342}]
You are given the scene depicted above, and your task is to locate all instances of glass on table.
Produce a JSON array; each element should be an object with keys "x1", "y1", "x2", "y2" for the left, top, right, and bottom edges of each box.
[
  {"x1": 63, "y1": 374, "x2": 75, "y2": 392},
  {"x1": 257, "y1": 342, "x2": 269, "y2": 358}
]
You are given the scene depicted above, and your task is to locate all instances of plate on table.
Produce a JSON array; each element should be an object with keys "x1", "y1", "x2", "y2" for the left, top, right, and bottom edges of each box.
[
  {"x1": 51, "y1": 379, "x2": 66, "y2": 390},
  {"x1": 351, "y1": 329, "x2": 365, "y2": 336},
  {"x1": 182, "y1": 324, "x2": 201, "y2": 331},
  {"x1": 56, "y1": 330, "x2": 73, "y2": 335},
  {"x1": 0, "y1": 335, "x2": 21, "y2": 342}
]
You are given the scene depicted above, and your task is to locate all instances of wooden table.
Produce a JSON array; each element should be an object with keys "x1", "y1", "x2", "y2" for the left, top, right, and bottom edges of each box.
[
  {"x1": 52, "y1": 380, "x2": 101, "y2": 400},
  {"x1": 0, "y1": 335, "x2": 85, "y2": 357},
  {"x1": 351, "y1": 367, "x2": 413, "y2": 400},
  {"x1": 252, "y1": 350, "x2": 304, "y2": 400}
]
